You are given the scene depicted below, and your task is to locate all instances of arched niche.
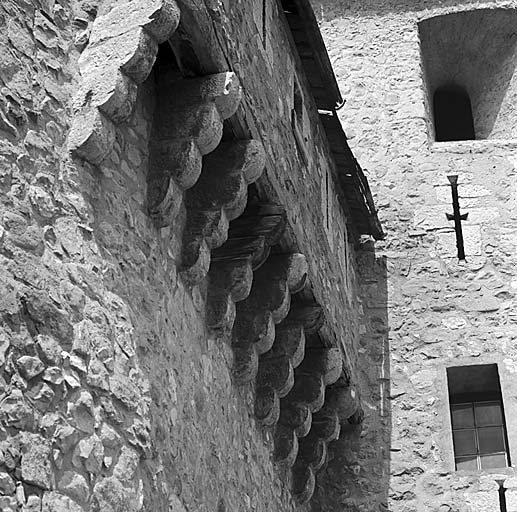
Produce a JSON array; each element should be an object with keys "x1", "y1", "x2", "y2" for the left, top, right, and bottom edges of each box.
[{"x1": 419, "y1": 8, "x2": 517, "y2": 141}]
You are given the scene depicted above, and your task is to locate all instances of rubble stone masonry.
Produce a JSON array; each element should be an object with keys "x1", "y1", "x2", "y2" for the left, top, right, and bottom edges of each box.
[
  {"x1": 0, "y1": 0, "x2": 371, "y2": 511},
  {"x1": 314, "y1": 0, "x2": 517, "y2": 511}
]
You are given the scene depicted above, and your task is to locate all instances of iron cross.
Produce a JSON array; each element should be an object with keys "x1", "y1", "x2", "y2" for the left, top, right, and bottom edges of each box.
[{"x1": 446, "y1": 175, "x2": 468, "y2": 261}]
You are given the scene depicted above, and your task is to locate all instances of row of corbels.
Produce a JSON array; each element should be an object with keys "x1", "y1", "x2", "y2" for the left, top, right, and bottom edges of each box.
[
  {"x1": 203, "y1": 201, "x2": 362, "y2": 503},
  {"x1": 69, "y1": 0, "x2": 266, "y2": 289},
  {"x1": 67, "y1": 2, "x2": 363, "y2": 504}
]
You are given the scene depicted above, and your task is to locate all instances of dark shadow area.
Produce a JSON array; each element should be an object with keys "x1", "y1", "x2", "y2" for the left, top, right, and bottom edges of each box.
[
  {"x1": 433, "y1": 85, "x2": 475, "y2": 141},
  {"x1": 311, "y1": 245, "x2": 389, "y2": 511}
]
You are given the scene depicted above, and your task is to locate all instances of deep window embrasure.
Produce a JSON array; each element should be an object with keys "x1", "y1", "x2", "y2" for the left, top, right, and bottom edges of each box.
[
  {"x1": 447, "y1": 364, "x2": 510, "y2": 471},
  {"x1": 419, "y1": 8, "x2": 517, "y2": 141}
]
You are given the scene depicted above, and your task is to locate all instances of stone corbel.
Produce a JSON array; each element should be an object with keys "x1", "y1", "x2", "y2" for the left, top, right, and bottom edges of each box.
[{"x1": 68, "y1": 0, "x2": 182, "y2": 164}]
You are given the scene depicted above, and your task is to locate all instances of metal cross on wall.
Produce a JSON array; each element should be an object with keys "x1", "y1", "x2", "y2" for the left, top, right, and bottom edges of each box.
[{"x1": 446, "y1": 175, "x2": 468, "y2": 261}]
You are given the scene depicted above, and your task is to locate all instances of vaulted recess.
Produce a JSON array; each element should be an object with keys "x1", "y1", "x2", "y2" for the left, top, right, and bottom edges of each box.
[{"x1": 419, "y1": 8, "x2": 517, "y2": 141}]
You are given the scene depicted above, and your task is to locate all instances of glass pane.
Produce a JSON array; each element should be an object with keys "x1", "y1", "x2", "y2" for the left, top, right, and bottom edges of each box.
[
  {"x1": 456, "y1": 456, "x2": 478, "y2": 471},
  {"x1": 478, "y1": 427, "x2": 505, "y2": 454},
  {"x1": 480, "y1": 453, "x2": 507, "y2": 470},
  {"x1": 451, "y1": 404, "x2": 474, "y2": 429},
  {"x1": 474, "y1": 402, "x2": 503, "y2": 426},
  {"x1": 453, "y1": 429, "x2": 477, "y2": 456}
]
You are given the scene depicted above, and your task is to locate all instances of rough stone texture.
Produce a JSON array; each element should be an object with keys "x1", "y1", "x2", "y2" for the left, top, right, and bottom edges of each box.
[
  {"x1": 314, "y1": 0, "x2": 517, "y2": 510},
  {"x1": 0, "y1": 0, "x2": 371, "y2": 511}
]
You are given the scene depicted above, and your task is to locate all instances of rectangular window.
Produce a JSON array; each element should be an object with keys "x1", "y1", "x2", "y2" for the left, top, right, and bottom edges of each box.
[{"x1": 447, "y1": 364, "x2": 510, "y2": 471}]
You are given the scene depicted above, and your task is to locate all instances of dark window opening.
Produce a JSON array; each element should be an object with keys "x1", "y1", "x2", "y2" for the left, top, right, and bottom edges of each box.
[
  {"x1": 433, "y1": 85, "x2": 475, "y2": 142},
  {"x1": 447, "y1": 364, "x2": 510, "y2": 471},
  {"x1": 292, "y1": 80, "x2": 303, "y2": 129}
]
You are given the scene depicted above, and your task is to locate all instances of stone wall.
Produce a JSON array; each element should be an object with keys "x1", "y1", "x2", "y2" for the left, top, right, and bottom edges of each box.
[
  {"x1": 0, "y1": 0, "x2": 368, "y2": 511},
  {"x1": 314, "y1": 0, "x2": 517, "y2": 511}
]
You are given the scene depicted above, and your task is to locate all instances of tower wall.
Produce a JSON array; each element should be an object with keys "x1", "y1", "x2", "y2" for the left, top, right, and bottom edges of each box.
[
  {"x1": 314, "y1": 1, "x2": 517, "y2": 511},
  {"x1": 0, "y1": 0, "x2": 367, "y2": 510}
]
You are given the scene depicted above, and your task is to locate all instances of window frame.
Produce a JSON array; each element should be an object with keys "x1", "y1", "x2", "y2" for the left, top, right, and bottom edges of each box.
[{"x1": 451, "y1": 399, "x2": 510, "y2": 471}]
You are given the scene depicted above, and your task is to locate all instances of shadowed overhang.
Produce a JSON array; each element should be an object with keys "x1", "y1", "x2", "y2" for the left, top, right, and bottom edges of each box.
[{"x1": 281, "y1": 0, "x2": 384, "y2": 240}]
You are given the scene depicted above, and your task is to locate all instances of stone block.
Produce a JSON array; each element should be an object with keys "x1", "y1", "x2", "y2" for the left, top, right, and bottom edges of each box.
[
  {"x1": 273, "y1": 424, "x2": 298, "y2": 466},
  {"x1": 232, "y1": 309, "x2": 275, "y2": 355},
  {"x1": 279, "y1": 403, "x2": 313, "y2": 437},
  {"x1": 180, "y1": 238, "x2": 210, "y2": 286},
  {"x1": 148, "y1": 139, "x2": 202, "y2": 193},
  {"x1": 467, "y1": 207, "x2": 500, "y2": 224},
  {"x1": 507, "y1": 489, "x2": 517, "y2": 512},
  {"x1": 232, "y1": 345, "x2": 259, "y2": 383},
  {"x1": 0, "y1": 472, "x2": 15, "y2": 495},
  {"x1": 296, "y1": 348, "x2": 343, "y2": 385},
  {"x1": 16, "y1": 355, "x2": 45, "y2": 380},
  {"x1": 240, "y1": 277, "x2": 291, "y2": 324},
  {"x1": 79, "y1": 28, "x2": 158, "y2": 84},
  {"x1": 89, "y1": 0, "x2": 180, "y2": 45},
  {"x1": 414, "y1": 205, "x2": 450, "y2": 231},
  {"x1": 210, "y1": 258, "x2": 254, "y2": 302},
  {"x1": 286, "y1": 374, "x2": 325, "y2": 412},
  {"x1": 157, "y1": 102, "x2": 223, "y2": 157},
  {"x1": 147, "y1": 169, "x2": 183, "y2": 227},
  {"x1": 269, "y1": 324, "x2": 306, "y2": 368},
  {"x1": 158, "y1": 72, "x2": 242, "y2": 119},
  {"x1": 310, "y1": 410, "x2": 340, "y2": 442},
  {"x1": 280, "y1": 304, "x2": 324, "y2": 334},
  {"x1": 41, "y1": 492, "x2": 83, "y2": 512},
  {"x1": 255, "y1": 385, "x2": 280, "y2": 425},
  {"x1": 58, "y1": 471, "x2": 90, "y2": 503},
  {"x1": 21, "y1": 436, "x2": 52, "y2": 490},
  {"x1": 436, "y1": 224, "x2": 482, "y2": 258},
  {"x1": 91, "y1": 477, "x2": 140, "y2": 512},
  {"x1": 74, "y1": 68, "x2": 138, "y2": 124},
  {"x1": 68, "y1": 108, "x2": 116, "y2": 164},
  {"x1": 291, "y1": 464, "x2": 315, "y2": 504},
  {"x1": 187, "y1": 140, "x2": 265, "y2": 216},
  {"x1": 206, "y1": 288, "x2": 236, "y2": 335},
  {"x1": 297, "y1": 434, "x2": 327, "y2": 470},
  {"x1": 257, "y1": 355, "x2": 294, "y2": 398}
]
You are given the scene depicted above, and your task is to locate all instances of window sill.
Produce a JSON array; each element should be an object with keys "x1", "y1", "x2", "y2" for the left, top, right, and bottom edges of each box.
[
  {"x1": 453, "y1": 466, "x2": 515, "y2": 476},
  {"x1": 430, "y1": 139, "x2": 517, "y2": 153}
]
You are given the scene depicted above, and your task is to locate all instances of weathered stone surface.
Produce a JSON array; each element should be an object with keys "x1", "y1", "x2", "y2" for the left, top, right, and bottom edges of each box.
[
  {"x1": 21, "y1": 436, "x2": 52, "y2": 489},
  {"x1": 68, "y1": 108, "x2": 116, "y2": 164},
  {"x1": 89, "y1": 0, "x2": 180, "y2": 45},
  {"x1": 113, "y1": 445, "x2": 140, "y2": 482},
  {"x1": 16, "y1": 355, "x2": 45, "y2": 380},
  {"x1": 23, "y1": 495, "x2": 42, "y2": 512},
  {"x1": 313, "y1": 1, "x2": 517, "y2": 510},
  {"x1": 91, "y1": 477, "x2": 140, "y2": 512},
  {"x1": 0, "y1": 472, "x2": 16, "y2": 495},
  {"x1": 58, "y1": 471, "x2": 90, "y2": 503},
  {"x1": 42, "y1": 491, "x2": 83, "y2": 512},
  {"x1": 72, "y1": 434, "x2": 104, "y2": 475},
  {"x1": 0, "y1": 0, "x2": 367, "y2": 511}
]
